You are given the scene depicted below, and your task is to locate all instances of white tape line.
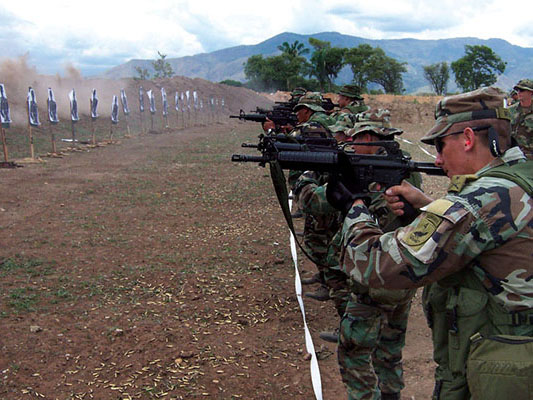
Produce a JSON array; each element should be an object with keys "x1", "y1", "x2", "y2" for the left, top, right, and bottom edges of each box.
[
  {"x1": 398, "y1": 137, "x2": 437, "y2": 159},
  {"x1": 289, "y1": 194, "x2": 323, "y2": 400}
]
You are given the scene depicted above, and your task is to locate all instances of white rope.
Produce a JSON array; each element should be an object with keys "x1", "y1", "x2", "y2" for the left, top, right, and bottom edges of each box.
[{"x1": 288, "y1": 193, "x2": 323, "y2": 400}]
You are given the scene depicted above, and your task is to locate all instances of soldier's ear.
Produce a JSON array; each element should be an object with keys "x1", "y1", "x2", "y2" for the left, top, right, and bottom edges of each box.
[{"x1": 463, "y1": 128, "x2": 475, "y2": 151}]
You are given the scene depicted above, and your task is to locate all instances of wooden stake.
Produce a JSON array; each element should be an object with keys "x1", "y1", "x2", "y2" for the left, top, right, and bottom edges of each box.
[
  {"x1": 140, "y1": 112, "x2": 145, "y2": 135},
  {"x1": 124, "y1": 114, "x2": 131, "y2": 137},
  {"x1": 71, "y1": 120, "x2": 77, "y2": 148},
  {"x1": 50, "y1": 125, "x2": 57, "y2": 154},
  {"x1": 29, "y1": 124, "x2": 35, "y2": 159},
  {"x1": 91, "y1": 119, "x2": 96, "y2": 146},
  {"x1": 1, "y1": 127, "x2": 8, "y2": 162}
]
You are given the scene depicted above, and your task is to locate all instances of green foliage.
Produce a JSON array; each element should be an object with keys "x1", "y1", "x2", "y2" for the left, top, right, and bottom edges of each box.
[
  {"x1": 344, "y1": 45, "x2": 406, "y2": 94},
  {"x1": 8, "y1": 287, "x2": 39, "y2": 312},
  {"x1": 220, "y1": 79, "x2": 243, "y2": 87},
  {"x1": 244, "y1": 53, "x2": 306, "y2": 91},
  {"x1": 1, "y1": 256, "x2": 53, "y2": 277},
  {"x1": 134, "y1": 66, "x2": 151, "y2": 81},
  {"x1": 277, "y1": 40, "x2": 310, "y2": 58},
  {"x1": 308, "y1": 38, "x2": 346, "y2": 91},
  {"x1": 243, "y1": 39, "x2": 405, "y2": 94},
  {"x1": 451, "y1": 45, "x2": 506, "y2": 91},
  {"x1": 423, "y1": 62, "x2": 450, "y2": 95},
  {"x1": 344, "y1": 44, "x2": 376, "y2": 91},
  {"x1": 365, "y1": 47, "x2": 406, "y2": 94},
  {"x1": 152, "y1": 51, "x2": 174, "y2": 79}
]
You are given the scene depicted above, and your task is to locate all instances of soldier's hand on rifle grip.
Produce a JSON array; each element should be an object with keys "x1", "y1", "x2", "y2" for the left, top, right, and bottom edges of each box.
[
  {"x1": 384, "y1": 181, "x2": 434, "y2": 217},
  {"x1": 326, "y1": 174, "x2": 370, "y2": 216}
]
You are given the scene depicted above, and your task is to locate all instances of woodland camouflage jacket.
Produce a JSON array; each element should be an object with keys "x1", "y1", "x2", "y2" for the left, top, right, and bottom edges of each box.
[
  {"x1": 510, "y1": 103, "x2": 533, "y2": 158},
  {"x1": 339, "y1": 146, "x2": 533, "y2": 311}
]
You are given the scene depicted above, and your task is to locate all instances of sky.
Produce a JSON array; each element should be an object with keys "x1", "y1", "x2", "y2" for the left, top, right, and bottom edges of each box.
[{"x1": 1, "y1": 0, "x2": 532, "y2": 77}]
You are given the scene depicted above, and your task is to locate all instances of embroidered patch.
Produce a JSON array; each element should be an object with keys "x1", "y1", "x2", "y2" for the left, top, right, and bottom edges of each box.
[{"x1": 403, "y1": 213, "x2": 442, "y2": 248}]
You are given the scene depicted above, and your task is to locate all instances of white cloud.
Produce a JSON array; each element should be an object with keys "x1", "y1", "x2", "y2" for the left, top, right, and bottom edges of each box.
[{"x1": 1, "y1": 0, "x2": 531, "y2": 76}]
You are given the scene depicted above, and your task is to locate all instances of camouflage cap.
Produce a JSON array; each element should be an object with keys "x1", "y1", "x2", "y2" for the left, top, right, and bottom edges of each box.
[
  {"x1": 514, "y1": 79, "x2": 533, "y2": 92},
  {"x1": 337, "y1": 84, "x2": 363, "y2": 100},
  {"x1": 291, "y1": 87, "x2": 307, "y2": 97},
  {"x1": 421, "y1": 86, "x2": 510, "y2": 144},
  {"x1": 293, "y1": 92, "x2": 325, "y2": 112},
  {"x1": 346, "y1": 109, "x2": 403, "y2": 138}
]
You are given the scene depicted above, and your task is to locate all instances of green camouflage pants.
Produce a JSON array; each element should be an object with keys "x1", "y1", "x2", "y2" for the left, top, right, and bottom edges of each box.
[
  {"x1": 324, "y1": 267, "x2": 350, "y2": 317},
  {"x1": 338, "y1": 298, "x2": 411, "y2": 400}
]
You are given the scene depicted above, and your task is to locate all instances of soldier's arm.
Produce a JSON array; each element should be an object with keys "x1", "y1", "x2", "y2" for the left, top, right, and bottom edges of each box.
[
  {"x1": 293, "y1": 171, "x2": 337, "y2": 216},
  {"x1": 339, "y1": 195, "x2": 479, "y2": 290}
]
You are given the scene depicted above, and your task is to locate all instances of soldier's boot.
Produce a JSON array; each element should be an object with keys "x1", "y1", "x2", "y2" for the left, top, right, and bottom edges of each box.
[
  {"x1": 381, "y1": 392, "x2": 400, "y2": 400},
  {"x1": 304, "y1": 285, "x2": 330, "y2": 301},
  {"x1": 301, "y1": 273, "x2": 321, "y2": 285},
  {"x1": 319, "y1": 328, "x2": 339, "y2": 343}
]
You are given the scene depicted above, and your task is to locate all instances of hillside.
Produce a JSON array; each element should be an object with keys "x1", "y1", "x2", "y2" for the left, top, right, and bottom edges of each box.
[{"x1": 101, "y1": 31, "x2": 533, "y2": 93}]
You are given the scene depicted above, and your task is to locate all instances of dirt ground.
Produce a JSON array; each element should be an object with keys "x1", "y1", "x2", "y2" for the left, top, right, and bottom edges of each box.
[{"x1": 0, "y1": 90, "x2": 446, "y2": 399}]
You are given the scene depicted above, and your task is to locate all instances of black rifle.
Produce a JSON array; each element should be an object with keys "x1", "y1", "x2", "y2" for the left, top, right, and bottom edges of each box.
[
  {"x1": 232, "y1": 133, "x2": 445, "y2": 265},
  {"x1": 230, "y1": 109, "x2": 298, "y2": 132},
  {"x1": 232, "y1": 133, "x2": 445, "y2": 187}
]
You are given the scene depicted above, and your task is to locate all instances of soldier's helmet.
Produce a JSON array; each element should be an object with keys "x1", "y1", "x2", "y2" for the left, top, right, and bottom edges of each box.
[
  {"x1": 421, "y1": 86, "x2": 510, "y2": 145},
  {"x1": 346, "y1": 109, "x2": 402, "y2": 139},
  {"x1": 337, "y1": 84, "x2": 364, "y2": 101},
  {"x1": 293, "y1": 92, "x2": 325, "y2": 113},
  {"x1": 514, "y1": 79, "x2": 533, "y2": 92}
]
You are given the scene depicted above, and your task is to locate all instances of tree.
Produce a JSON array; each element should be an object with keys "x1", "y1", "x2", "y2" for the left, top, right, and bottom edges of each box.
[
  {"x1": 366, "y1": 48, "x2": 406, "y2": 94},
  {"x1": 152, "y1": 51, "x2": 174, "y2": 78},
  {"x1": 134, "y1": 66, "x2": 151, "y2": 81},
  {"x1": 243, "y1": 54, "x2": 299, "y2": 91},
  {"x1": 276, "y1": 40, "x2": 310, "y2": 90},
  {"x1": 451, "y1": 45, "x2": 506, "y2": 91},
  {"x1": 307, "y1": 38, "x2": 346, "y2": 91},
  {"x1": 344, "y1": 44, "x2": 375, "y2": 91},
  {"x1": 277, "y1": 40, "x2": 310, "y2": 58},
  {"x1": 220, "y1": 79, "x2": 243, "y2": 87},
  {"x1": 423, "y1": 62, "x2": 449, "y2": 95}
]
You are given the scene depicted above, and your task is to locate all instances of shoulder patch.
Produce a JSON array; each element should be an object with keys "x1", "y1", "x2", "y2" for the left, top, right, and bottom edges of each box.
[
  {"x1": 448, "y1": 174, "x2": 478, "y2": 193},
  {"x1": 403, "y1": 213, "x2": 442, "y2": 249}
]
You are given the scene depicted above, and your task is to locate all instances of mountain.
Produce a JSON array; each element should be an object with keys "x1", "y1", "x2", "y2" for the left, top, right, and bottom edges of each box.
[{"x1": 101, "y1": 32, "x2": 533, "y2": 94}]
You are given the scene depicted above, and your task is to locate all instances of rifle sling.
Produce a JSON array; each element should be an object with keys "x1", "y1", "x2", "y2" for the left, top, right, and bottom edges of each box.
[{"x1": 269, "y1": 161, "x2": 328, "y2": 268}]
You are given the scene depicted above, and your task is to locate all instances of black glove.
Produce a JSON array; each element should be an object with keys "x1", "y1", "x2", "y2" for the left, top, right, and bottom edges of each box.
[{"x1": 326, "y1": 174, "x2": 370, "y2": 215}]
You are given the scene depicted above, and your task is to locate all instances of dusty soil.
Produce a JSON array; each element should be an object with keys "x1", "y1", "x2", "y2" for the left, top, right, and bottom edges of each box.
[{"x1": 0, "y1": 91, "x2": 445, "y2": 399}]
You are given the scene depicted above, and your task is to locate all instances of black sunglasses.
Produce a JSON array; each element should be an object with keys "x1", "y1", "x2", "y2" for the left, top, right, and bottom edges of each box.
[{"x1": 434, "y1": 126, "x2": 490, "y2": 154}]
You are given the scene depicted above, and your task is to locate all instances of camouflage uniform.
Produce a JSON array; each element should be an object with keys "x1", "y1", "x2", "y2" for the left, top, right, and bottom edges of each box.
[
  {"x1": 509, "y1": 79, "x2": 533, "y2": 159},
  {"x1": 289, "y1": 93, "x2": 336, "y2": 268},
  {"x1": 306, "y1": 110, "x2": 423, "y2": 400},
  {"x1": 339, "y1": 87, "x2": 533, "y2": 400},
  {"x1": 334, "y1": 178, "x2": 421, "y2": 400},
  {"x1": 329, "y1": 84, "x2": 370, "y2": 132}
]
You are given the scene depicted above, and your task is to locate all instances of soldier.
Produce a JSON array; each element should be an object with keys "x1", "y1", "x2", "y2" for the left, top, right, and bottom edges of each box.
[
  {"x1": 263, "y1": 87, "x2": 307, "y2": 132},
  {"x1": 288, "y1": 92, "x2": 337, "y2": 301},
  {"x1": 509, "y1": 78, "x2": 533, "y2": 159},
  {"x1": 325, "y1": 110, "x2": 421, "y2": 400},
  {"x1": 327, "y1": 84, "x2": 371, "y2": 135},
  {"x1": 329, "y1": 87, "x2": 533, "y2": 400},
  {"x1": 507, "y1": 89, "x2": 518, "y2": 106}
]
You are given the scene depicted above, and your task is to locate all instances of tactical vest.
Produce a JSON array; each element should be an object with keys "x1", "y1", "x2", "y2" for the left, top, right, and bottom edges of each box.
[{"x1": 423, "y1": 159, "x2": 533, "y2": 400}]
